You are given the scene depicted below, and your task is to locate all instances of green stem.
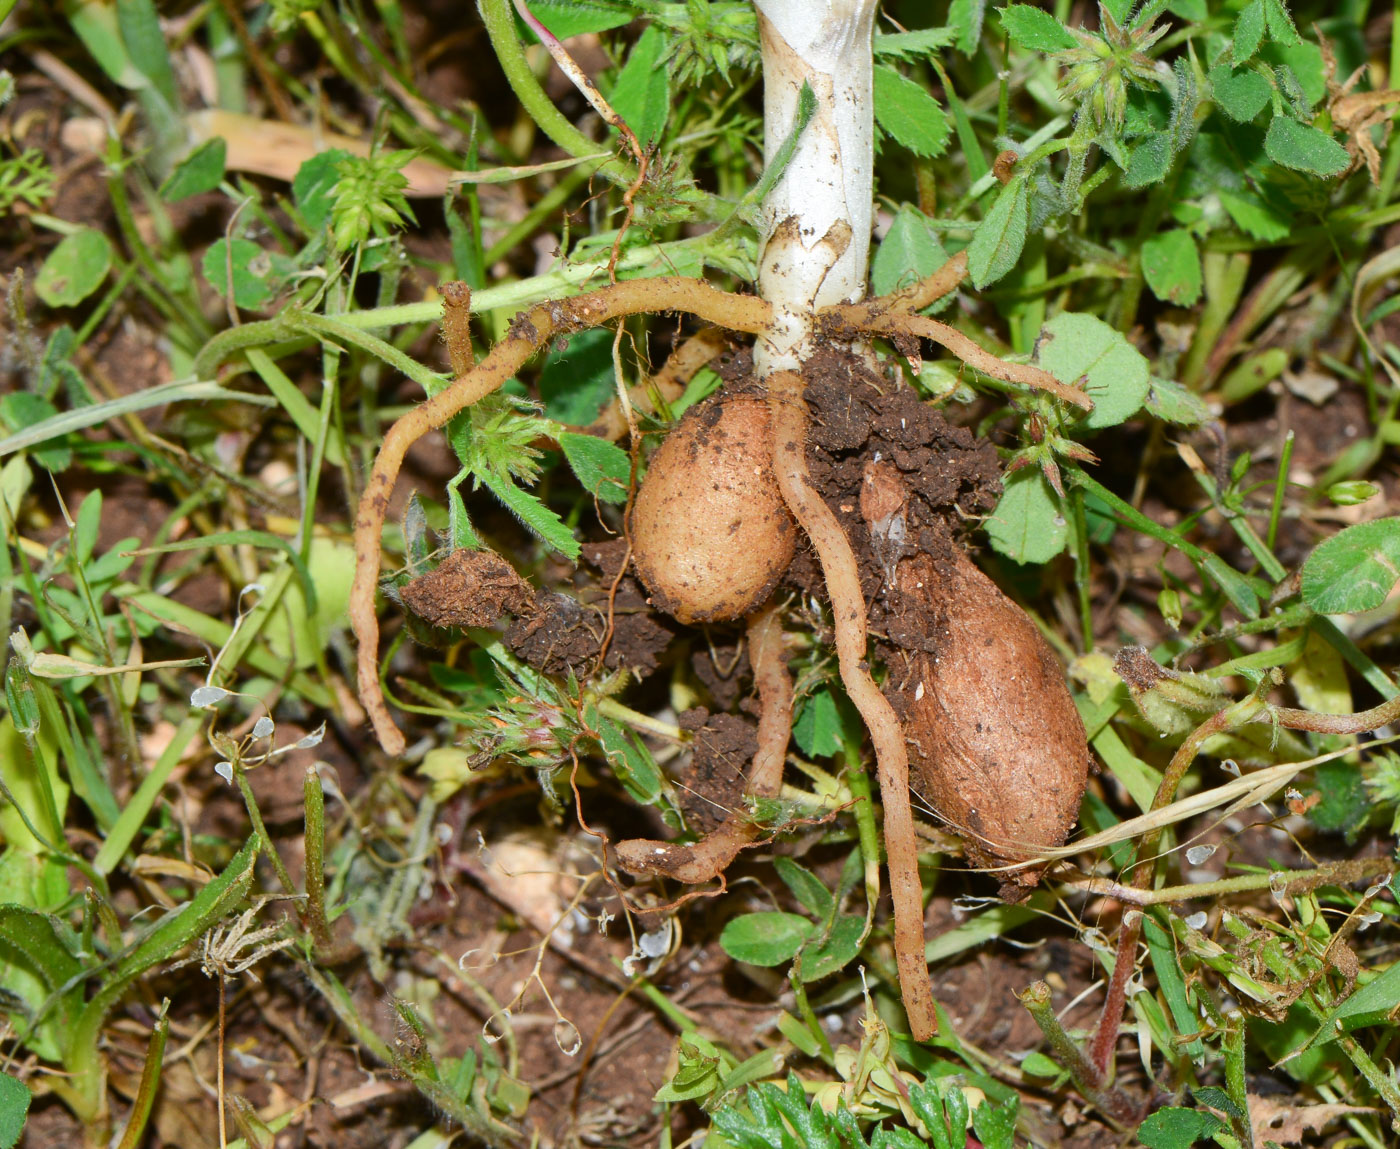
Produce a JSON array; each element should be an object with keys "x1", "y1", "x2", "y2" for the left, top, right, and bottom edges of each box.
[{"x1": 234, "y1": 766, "x2": 296, "y2": 895}]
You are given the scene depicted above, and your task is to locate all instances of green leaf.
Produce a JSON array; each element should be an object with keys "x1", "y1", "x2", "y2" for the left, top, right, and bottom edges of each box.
[
  {"x1": 998, "y1": 5, "x2": 1076, "y2": 51},
  {"x1": 968, "y1": 178, "x2": 1029, "y2": 288},
  {"x1": 524, "y1": 0, "x2": 633, "y2": 39},
  {"x1": 557, "y1": 432, "x2": 630, "y2": 505},
  {"x1": 293, "y1": 149, "x2": 354, "y2": 232},
  {"x1": 537, "y1": 327, "x2": 618, "y2": 425},
  {"x1": 1167, "y1": 0, "x2": 1207, "y2": 18},
  {"x1": 609, "y1": 26, "x2": 669, "y2": 147},
  {"x1": 948, "y1": 0, "x2": 988, "y2": 55},
  {"x1": 1123, "y1": 132, "x2": 1173, "y2": 189},
  {"x1": 1301, "y1": 958, "x2": 1400, "y2": 1050},
  {"x1": 0, "y1": 1072, "x2": 28, "y2": 1149},
  {"x1": 1218, "y1": 189, "x2": 1292, "y2": 240},
  {"x1": 1141, "y1": 229, "x2": 1202, "y2": 306},
  {"x1": 116, "y1": 0, "x2": 179, "y2": 107},
  {"x1": 1232, "y1": 0, "x2": 1265, "y2": 64},
  {"x1": 1306, "y1": 758, "x2": 1368, "y2": 841},
  {"x1": 1138, "y1": 1106, "x2": 1225, "y2": 1148},
  {"x1": 478, "y1": 471, "x2": 580, "y2": 560},
  {"x1": 792, "y1": 690, "x2": 843, "y2": 758},
  {"x1": 160, "y1": 138, "x2": 226, "y2": 201},
  {"x1": 0, "y1": 393, "x2": 70, "y2": 472},
  {"x1": 1143, "y1": 914, "x2": 1205, "y2": 1061},
  {"x1": 720, "y1": 912, "x2": 814, "y2": 967},
  {"x1": 201, "y1": 238, "x2": 290, "y2": 310},
  {"x1": 1264, "y1": 115, "x2": 1349, "y2": 176},
  {"x1": 971, "y1": 1095, "x2": 1018, "y2": 1149},
  {"x1": 874, "y1": 28, "x2": 958, "y2": 59},
  {"x1": 798, "y1": 914, "x2": 864, "y2": 981},
  {"x1": 1268, "y1": 40, "x2": 1325, "y2": 105},
  {"x1": 35, "y1": 229, "x2": 113, "y2": 308},
  {"x1": 873, "y1": 66, "x2": 950, "y2": 158},
  {"x1": 1145, "y1": 377, "x2": 1211, "y2": 426},
  {"x1": 1300, "y1": 518, "x2": 1400, "y2": 614},
  {"x1": 871, "y1": 205, "x2": 949, "y2": 301},
  {"x1": 588, "y1": 708, "x2": 672, "y2": 814},
  {"x1": 984, "y1": 469, "x2": 1067, "y2": 564},
  {"x1": 774, "y1": 857, "x2": 833, "y2": 920},
  {"x1": 1261, "y1": 0, "x2": 1300, "y2": 46},
  {"x1": 1210, "y1": 64, "x2": 1272, "y2": 122},
  {"x1": 1037, "y1": 311, "x2": 1151, "y2": 429},
  {"x1": 1019, "y1": 1051, "x2": 1065, "y2": 1078}
]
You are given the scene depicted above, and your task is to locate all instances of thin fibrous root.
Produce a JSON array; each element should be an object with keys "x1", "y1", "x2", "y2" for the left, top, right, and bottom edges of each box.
[
  {"x1": 836, "y1": 250, "x2": 968, "y2": 319},
  {"x1": 824, "y1": 308, "x2": 1094, "y2": 413},
  {"x1": 613, "y1": 600, "x2": 792, "y2": 882},
  {"x1": 351, "y1": 279, "x2": 772, "y2": 754},
  {"x1": 766, "y1": 369, "x2": 937, "y2": 1042}
]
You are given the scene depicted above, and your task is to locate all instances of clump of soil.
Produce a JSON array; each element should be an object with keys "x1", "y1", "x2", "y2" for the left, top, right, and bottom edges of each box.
[
  {"x1": 674, "y1": 708, "x2": 759, "y2": 834},
  {"x1": 399, "y1": 548, "x2": 533, "y2": 628},
  {"x1": 505, "y1": 539, "x2": 675, "y2": 679}
]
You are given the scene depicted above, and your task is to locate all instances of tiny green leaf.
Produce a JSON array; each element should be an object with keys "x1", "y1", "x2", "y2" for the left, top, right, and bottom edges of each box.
[
  {"x1": 792, "y1": 689, "x2": 843, "y2": 758},
  {"x1": 609, "y1": 26, "x2": 669, "y2": 147},
  {"x1": 1137, "y1": 1106, "x2": 1226, "y2": 1149},
  {"x1": 293, "y1": 149, "x2": 354, "y2": 232},
  {"x1": 524, "y1": 0, "x2": 632, "y2": 39},
  {"x1": 873, "y1": 66, "x2": 950, "y2": 158},
  {"x1": 998, "y1": 4, "x2": 1076, "y2": 51},
  {"x1": 538, "y1": 328, "x2": 618, "y2": 425},
  {"x1": 0, "y1": 1073, "x2": 29, "y2": 1149},
  {"x1": 1261, "y1": 0, "x2": 1300, "y2": 46},
  {"x1": 36, "y1": 229, "x2": 113, "y2": 308},
  {"x1": 1209, "y1": 64, "x2": 1272, "y2": 122},
  {"x1": 798, "y1": 914, "x2": 865, "y2": 981},
  {"x1": 1037, "y1": 311, "x2": 1151, "y2": 429},
  {"x1": 871, "y1": 205, "x2": 950, "y2": 301},
  {"x1": 968, "y1": 178, "x2": 1029, "y2": 288},
  {"x1": 720, "y1": 912, "x2": 814, "y2": 967},
  {"x1": 1300, "y1": 517, "x2": 1400, "y2": 614},
  {"x1": 1232, "y1": 0, "x2": 1265, "y2": 63},
  {"x1": 1145, "y1": 377, "x2": 1211, "y2": 426},
  {"x1": 873, "y1": 28, "x2": 958, "y2": 59},
  {"x1": 948, "y1": 0, "x2": 988, "y2": 55},
  {"x1": 1264, "y1": 115, "x2": 1349, "y2": 176},
  {"x1": 984, "y1": 468, "x2": 1068, "y2": 564},
  {"x1": 557, "y1": 432, "x2": 630, "y2": 505},
  {"x1": 1218, "y1": 189, "x2": 1292, "y2": 240},
  {"x1": 1141, "y1": 229, "x2": 1202, "y2": 306},
  {"x1": 160, "y1": 138, "x2": 227, "y2": 201},
  {"x1": 1123, "y1": 132, "x2": 1172, "y2": 189},
  {"x1": 773, "y1": 857, "x2": 834, "y2": 920},
  {"x1": 202, "y1": 238, "x2": 289, "y2": 310}
]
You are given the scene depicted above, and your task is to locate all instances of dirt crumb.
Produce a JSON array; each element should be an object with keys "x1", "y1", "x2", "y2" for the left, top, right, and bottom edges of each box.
[
  {"x1": 399, "y1": 548, "x2": 533, "y2": 629},
  {"x1": 675, "y1": 709, "x2": 758, "y2": 833}
]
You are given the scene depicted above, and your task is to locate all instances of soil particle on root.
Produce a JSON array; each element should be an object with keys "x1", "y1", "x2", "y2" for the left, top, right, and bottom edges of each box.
[
  {"x1": 399, "y1": 547, "x2": 533, "y2": 629},
  {"x1": 786, "y1": 347, "x2": 1002, "y2": 618},
  {"x1": 675, "y1": 708, "x2": 759, "y2": 834}
]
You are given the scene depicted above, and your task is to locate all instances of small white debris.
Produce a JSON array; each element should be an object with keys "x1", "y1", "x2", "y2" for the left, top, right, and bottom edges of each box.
[
  {"x1": 914, "y1": 682, "x2": 925, "y2": 701},
  {"x1": 1185, "y1": 844, "x2": 1216, "y2": 866},
  {"x1": 214, "y1": 760, "x2": 234, "y2": 784},
  {"x1": 1184, "y1": 912, "x2": 1207, "y2": 931},
  {"x1": 190, "y1": 685, "x2": 229, "y2": 707}
]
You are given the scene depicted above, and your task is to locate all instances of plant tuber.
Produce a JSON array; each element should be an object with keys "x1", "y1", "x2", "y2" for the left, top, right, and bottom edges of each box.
[
  {"x1": 631, "y1": 395, "x2": 797, "y2": 624},
  {"x1": 883, "y1": 543, "x2": 1091, "y2": 898}
]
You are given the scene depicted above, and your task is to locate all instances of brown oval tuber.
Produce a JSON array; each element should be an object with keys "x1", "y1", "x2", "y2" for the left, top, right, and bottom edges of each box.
[
  {"x1": 631, "y1": 395, "x2": 797, "y2": 624},
  {"x1": 887, "y1": 546, "x2": 1090, "y2": 898}
]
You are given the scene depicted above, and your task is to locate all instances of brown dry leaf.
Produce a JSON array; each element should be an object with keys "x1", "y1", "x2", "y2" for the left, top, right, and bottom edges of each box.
[{"x1": 1249, "y1": 1095, "x2": 1375, "y2": 1145}]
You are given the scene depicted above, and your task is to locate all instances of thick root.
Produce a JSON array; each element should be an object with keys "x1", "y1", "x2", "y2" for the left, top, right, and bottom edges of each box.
[
  {"x1": 352, "y1": 279, "x2": 772, "y2": 754},
  {"x1": 614, "y1": 601, "x2": 792, "y2": 882},
  {"x1": 766, "y1": 369, "x2": 938, "y2": 1042}
]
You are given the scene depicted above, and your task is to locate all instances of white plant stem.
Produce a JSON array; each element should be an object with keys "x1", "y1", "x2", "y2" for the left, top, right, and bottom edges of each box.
[{"x1": 752, "y1": 0, "x2": 877, "y2": 374}]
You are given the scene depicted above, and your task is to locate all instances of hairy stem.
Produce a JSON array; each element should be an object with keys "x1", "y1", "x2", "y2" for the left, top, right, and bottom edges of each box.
[
  {"x1": 767, "y1": 369, "x2": 936, "y2": 1041},
  {"x1": 613, "y1": 600, "x2": 792, "y2": 882},
  {"x1": 351, "y1": 279, "x2": 771, "y2": 753}
]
